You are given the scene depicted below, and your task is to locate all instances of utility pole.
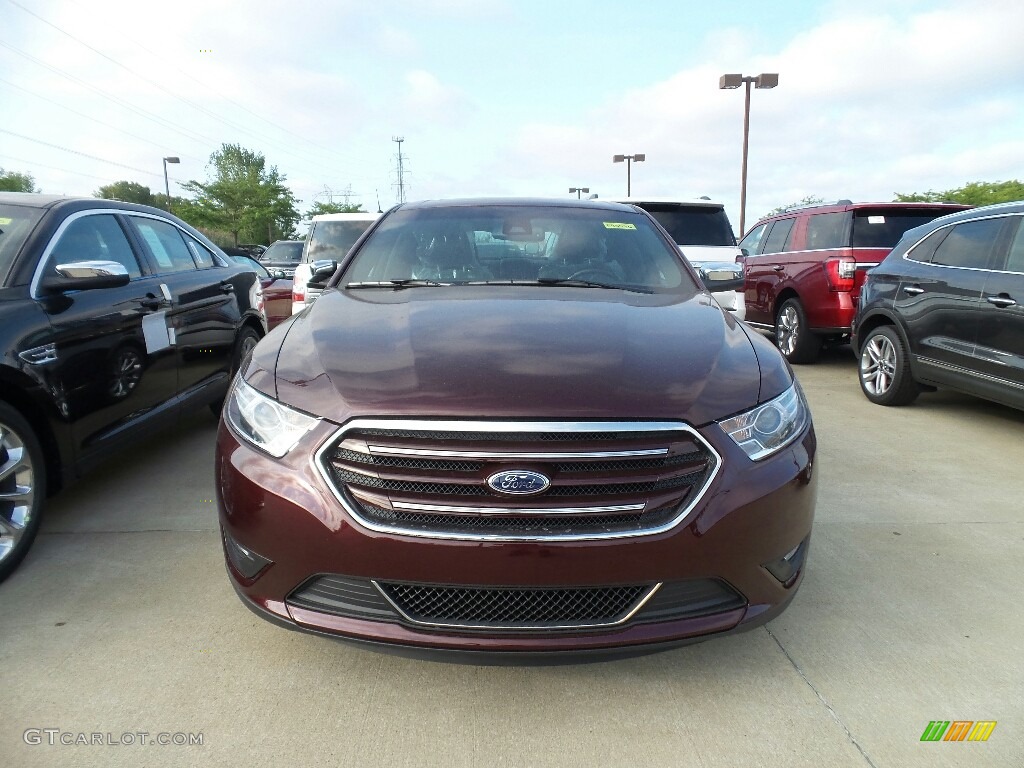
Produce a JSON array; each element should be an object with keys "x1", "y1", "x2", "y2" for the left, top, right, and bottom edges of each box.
[{"x1": 392, "y1": 136, "x2": 407, "y2": 204}]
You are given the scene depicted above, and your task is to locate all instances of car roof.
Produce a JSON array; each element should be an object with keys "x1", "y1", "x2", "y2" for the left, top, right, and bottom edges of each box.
[
  {"x1": 310, "y1": 212, "x2": 381, "y2": 222},
  {"x1": 399, "y1": 197, "x2": 639, "y2": 212},
  {"x1": 747, "y1": 201, "x2": 973, "y2": 229},
  {"x1": 909, "y1": 199, "x2": 1024, "y2": 227},
  {"x1": 602, "y1": 197, "x2": 726, "y2": 209}
]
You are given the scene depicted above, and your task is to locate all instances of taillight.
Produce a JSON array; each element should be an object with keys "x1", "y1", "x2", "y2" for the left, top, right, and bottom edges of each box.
[
  {"x1": 292, "y1": 282, "x2": 305, "y2": 303},
  {"x1": 824, "y1": 257, "x2": 855, "y2": 291}
]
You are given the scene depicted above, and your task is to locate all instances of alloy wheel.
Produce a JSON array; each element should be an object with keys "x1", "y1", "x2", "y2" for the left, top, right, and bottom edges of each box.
[
  {"x1": 0, "y1": 421, "x2": 35, "y2": 565},
  {"x1": 777, "y1": 305, "x2": 799, "y2": 356},
  {"x1": 860, "y1": 335, "x2": 897, "y2": 395},
  {"x1": 240, "y1": 335, "x2": 258, "y2": 360}
]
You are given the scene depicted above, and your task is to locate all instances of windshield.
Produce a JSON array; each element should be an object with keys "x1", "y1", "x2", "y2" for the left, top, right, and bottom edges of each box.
[
  {"x1": 305, "y1": 220, "x2": 376, "y2": 263},
  {"x1": 851, "y1": 209, "x2": 955, "y2": 248},
  {"x1": 261, "y1": 241, "x2": 303, "y2": 263},
  {"x1": 343, "y1": 205, "x2": 695, "y2": 292},
  {"x1": 0, "y1": 204, "x2": 44, "y2": 285},
  {"x1": 637, "y1": 204, "x2": 736, "y2": 247}
]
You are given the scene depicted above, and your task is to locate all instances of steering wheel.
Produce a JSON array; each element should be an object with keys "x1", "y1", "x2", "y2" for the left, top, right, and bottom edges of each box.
[{"x1": 568, "y1": 267, "x2": 619, "y2": 282}]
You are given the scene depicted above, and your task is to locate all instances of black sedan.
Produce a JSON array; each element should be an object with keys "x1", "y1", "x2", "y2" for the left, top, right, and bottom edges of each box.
[
  {"x1": 0, "y1": 193, "x2": 267, "y2": 582},
  {"x1": 853, "y1": 201, "x2": 1024, "y2": 411}
]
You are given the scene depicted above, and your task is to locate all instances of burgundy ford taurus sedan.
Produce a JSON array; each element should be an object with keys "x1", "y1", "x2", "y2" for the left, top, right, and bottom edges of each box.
[{"x1": 216, "y1": 198, "x2": 817, "y2": 660}]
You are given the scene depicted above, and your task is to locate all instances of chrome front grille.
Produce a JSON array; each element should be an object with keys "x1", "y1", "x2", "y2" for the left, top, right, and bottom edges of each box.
[{"x1": 315, "y1": 420, "x2": 721, "y2": 541}]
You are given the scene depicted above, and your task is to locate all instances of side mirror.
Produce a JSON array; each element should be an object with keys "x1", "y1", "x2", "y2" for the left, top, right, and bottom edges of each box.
[
  {"x1": 310, "y1": 259, "x2": 338, "y2": 284},
  {"x1": 704, "y1": 275, "x2": 745, "y2": 293},
  {"x1": 40, "y1": 260, "x2": 130, "y2": 293}
]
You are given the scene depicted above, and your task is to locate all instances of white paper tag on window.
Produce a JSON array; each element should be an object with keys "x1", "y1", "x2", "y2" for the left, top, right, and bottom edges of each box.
[
  {"x1": 867, "y1": 215, "x2": 886, "y2": 224},
  {"x1": 142, "y1": 311, "x2": 172, "y2": 353}
]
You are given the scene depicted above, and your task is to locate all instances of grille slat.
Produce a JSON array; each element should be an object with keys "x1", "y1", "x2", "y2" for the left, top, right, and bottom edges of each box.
[{"x1": 317, "y1": 421, "x2": 720, "y2": 540}]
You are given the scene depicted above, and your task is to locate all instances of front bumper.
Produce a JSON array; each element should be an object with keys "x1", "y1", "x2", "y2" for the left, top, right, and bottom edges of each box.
[{"x1": 216, "y1": 418, "x2": 816, "y2": 657}]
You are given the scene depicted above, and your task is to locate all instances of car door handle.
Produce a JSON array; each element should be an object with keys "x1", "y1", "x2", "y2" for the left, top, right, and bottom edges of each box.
[
  {"x1": 772, "y1": 265, "x2": 784, "y2": 272},
  {"x1": 986, "y1": 294, "x2": 1016, "y2": 308},
  {"x1": 902, "y1": 285, "x2": 924, "y2": 296},
  {"x1": 219, "y1": 281, "x2": 235, "y2": 294}
]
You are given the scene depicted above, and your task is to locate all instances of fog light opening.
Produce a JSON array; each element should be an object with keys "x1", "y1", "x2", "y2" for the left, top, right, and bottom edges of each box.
[
  {"x1": 764, "y1": 537, "x2": 809, "y2": 587},
  {"x1": 224, "y1": 531, "x2": 272, "y2": 580}
]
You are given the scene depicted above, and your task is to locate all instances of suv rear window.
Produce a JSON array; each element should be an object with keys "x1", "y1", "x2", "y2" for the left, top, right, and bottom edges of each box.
[
  {"x1": 0, "y1": 204, "x2": 44, "y2": 284},
  {"x1": 638, "y1": 204, "x2": 735, "y2": 247},
  {"x1": 305, "y1": 221, "x2": 375, "y2": 263},
  {"x1": 262, "y1": 241, "x2": 303, "y2": 263},
  {"x1": 851, "y1": 210, "x2": 953, "y2": 249}
]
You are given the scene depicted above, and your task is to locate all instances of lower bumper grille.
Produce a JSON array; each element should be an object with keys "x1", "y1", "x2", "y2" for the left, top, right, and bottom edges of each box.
[
  {"x1": 377, "y1": 582, "x2": 650, "y2": 629},
  {"x1": 286, "y1": 575, "x2": 746, "y2": 633}
]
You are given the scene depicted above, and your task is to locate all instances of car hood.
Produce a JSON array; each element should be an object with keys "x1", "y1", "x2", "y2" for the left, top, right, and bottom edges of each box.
[{"x1": 272, "y1": 286, "x2": 766, "y2": 426}]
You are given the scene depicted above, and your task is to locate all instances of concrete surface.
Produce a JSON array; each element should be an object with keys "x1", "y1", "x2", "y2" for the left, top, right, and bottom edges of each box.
[{"x1": 1, "y1": 346, "x2": 1022, "y2": 767}]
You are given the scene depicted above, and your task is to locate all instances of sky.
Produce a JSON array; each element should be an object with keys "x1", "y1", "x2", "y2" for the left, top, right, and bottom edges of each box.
[{"x1": 2, "y1": 0, "x2": 1023, "y2": 232}]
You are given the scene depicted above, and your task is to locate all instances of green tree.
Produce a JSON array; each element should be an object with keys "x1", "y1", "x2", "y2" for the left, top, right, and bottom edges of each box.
[
  {"x1": 96, "y1": 181, "x2": 155, "y2": 205},
  {"x1": 0, "y1": 168, "x2": 38, "y2": 192},
  {"x1": 182, "y1": 144, "x2": 300, "y2": 245},
  {"x1": 764, "y1": 195, "x2": 824, "y2": 219},
  {"x1": 894, "y1": 180, "x2": 1024, "y2": 206},
  {"x1": 305, "y1": 200, "x2": 365, "y2": 218}
]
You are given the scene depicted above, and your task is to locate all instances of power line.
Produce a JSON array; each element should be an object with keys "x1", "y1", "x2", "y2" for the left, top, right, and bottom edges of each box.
[
  {"x1": 0, "y1": 77, "x2": 204, "y2": 164},
  {"x1": 0, "y1": 153, "x2": 142, "y2": 186},
  {"x1": 0, "y1": 129, "x2": 188, "y2": 182},
  {"x1": 3, "y1": 0, "x2": 366, "y2": 181},
  {"x1": 0, "y1": 40, "x2": 220, "y2": 147}
]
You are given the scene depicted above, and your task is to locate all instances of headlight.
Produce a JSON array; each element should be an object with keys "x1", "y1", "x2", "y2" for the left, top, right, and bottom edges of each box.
[
  {"x1": 225, "y1": 378, "x2": 319, "y2": 457},
  {"x1": 718, "y1": 382, "x2": 809, "y2": 461}
]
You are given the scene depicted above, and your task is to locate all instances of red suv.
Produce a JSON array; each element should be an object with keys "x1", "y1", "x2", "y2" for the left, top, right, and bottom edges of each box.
[{"x1": 739, "y1": 201, "x2": 969, "y2": 363}]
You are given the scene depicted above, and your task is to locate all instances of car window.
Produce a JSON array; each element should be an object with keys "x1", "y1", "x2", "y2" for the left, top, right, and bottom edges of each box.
[
  {"x1": 804, "y1": 212, "x2": 846, "y2": 250},
  {"x1": 930, "y1": 219, "x2": 1002, "y2": 270},
  {"x1": 0, "y1": 204, "x2": 45, "y2": 284},
  {"x1": 738, "y1": 223, "x2": 767, "y2": 255},
  {"x1": 761, "y1": 218, "x2": 795, "y2": 254},
  {"x1": 638, "y1": 204, "x2": 735, "y2": 246},
  {"x1": 131, "y1": 217, "x2": 198, "y2": 273},
  {"x1": 230, "y1": 254, "x2": 270, "y2": 279},
  {"x1": 305, "y1": 221, "x2": 375, "y2": 263},
  {"x1": 186, "y1": 238, "x2": 217, "y2": 269},
  {"x1": 1001, "y1": 218, "x2": 1024, "y2": 273},
  {"x1": 343, "y1": 206, "x2": 697, "y2": 293},
  {"x1": 851, "y1": 210, "x2": 955, "y2": 249},
  {"x1": 49, "y1": 214, "x2": 142, "y2": 278},
  {"x1": 262, "y1": 241, "x2": 303, "y2": 263},
  {"x1": 905, "y1": 227, "x2": 951, "y2": 264}
]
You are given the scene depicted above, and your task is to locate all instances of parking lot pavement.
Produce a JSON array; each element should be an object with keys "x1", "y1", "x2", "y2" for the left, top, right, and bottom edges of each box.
[{"x1": 2, "y1": 351, "x2": 1022, "y2": 768}]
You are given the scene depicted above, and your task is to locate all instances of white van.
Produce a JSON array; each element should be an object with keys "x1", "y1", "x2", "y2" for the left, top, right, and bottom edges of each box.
[{"x1": 292, "y1": 211, "x2": 380, "y2": 314}]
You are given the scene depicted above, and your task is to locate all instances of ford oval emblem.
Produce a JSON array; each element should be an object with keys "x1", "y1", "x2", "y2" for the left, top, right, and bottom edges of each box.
[{"x1": 487, "y1": 470, "x2": 551, "y2": 496}]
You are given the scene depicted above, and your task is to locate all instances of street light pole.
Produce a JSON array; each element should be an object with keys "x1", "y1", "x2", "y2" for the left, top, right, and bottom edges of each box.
[
  {"x1": 162, "y1": 156, "x2": 180, "y2": 212},
  {"x1": 612, "y1": 154, "x2": 645, "y2": 197},
  {"x1": 719, "y1": 73, "x2": 778, "y2": 235},
  {"x1": 569, "y1": 187, "x2": 590, "y2": 199}
]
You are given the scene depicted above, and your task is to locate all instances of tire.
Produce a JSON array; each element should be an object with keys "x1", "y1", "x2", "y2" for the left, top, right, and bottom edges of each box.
[
  {"x1": 858, "y1": 325, "x2": 920, "y2": 406},
  {"x1": 775, "y1": 298, "x2": 822, "y2": 364},
  {"x1": 232, "y1": 326, "x2": 261, "y2": 376},
  {"x1": 0, "y1": 401, "x2": 46, "y2": 583},
  {"x1": 210, "y1": 326, "x2": 262, "y2": 416}
]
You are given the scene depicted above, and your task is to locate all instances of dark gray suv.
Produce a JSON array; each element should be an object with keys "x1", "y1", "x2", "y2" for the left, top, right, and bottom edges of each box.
[{"x1": 853, "y1": 201, "x2": 1024, "y2": 410}]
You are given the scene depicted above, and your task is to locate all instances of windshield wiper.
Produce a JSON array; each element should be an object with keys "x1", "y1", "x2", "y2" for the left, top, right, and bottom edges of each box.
[
  {"x1": 531, "y1": 277, "x2": 653, "y2": 294},
  {"x1": 345, "y1": 279, "x2": 445, "y2": 290}
]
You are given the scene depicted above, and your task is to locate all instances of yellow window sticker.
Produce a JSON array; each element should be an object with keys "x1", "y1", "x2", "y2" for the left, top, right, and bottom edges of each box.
[
  {"x1": 603, "y1": 222, "x2": 636, "y2": 230},
  {"x1": 0, "y1": 218, "x2": 12, "y2": 226}
]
